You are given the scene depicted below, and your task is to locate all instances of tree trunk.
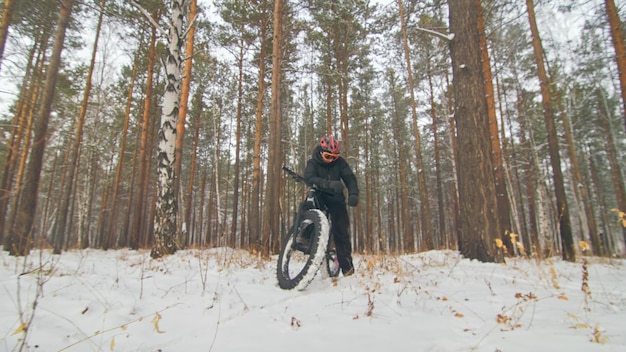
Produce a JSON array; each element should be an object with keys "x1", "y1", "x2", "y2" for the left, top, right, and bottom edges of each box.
[
  {"x1": 476, "y1": 0, "x2": 511, "y2": 253},
  {"x1": 52, "y1": 0, "x2": 105, "y2": 254},
  {"x1": 587, "y1": 147, "x2": 616, "y2": 255},
  {"x1": 105, "y1": 45, "x2": 140, "y2": 249},
  {"x1": 262, "y1": 0, "x2": 283, "y2": 256},
  {"x1": 131, "y1": 10, "x2": 159, "y2": 250},
  {"x1": 0, "y1": 40, "x2": 41, "y2": 242},
  {"x1": 151, "y1": 0, "x2": 188, "y2": 259},
  {"x1": 515, "y1": 89, "x2": 540, "y2": 257},
  {"x1": 250, "y1": 0, "x2": 269, "y2": 252},
  {"x1": 445, "y1": 70, "x2": 460, "y2": 251},
  {"x1": 6, "y1": 0, "x2": 74, "y2": 256},
  {"x1": 185, "y1": 91, "x2": 201, "y2": 247},
  {"x1": 230, "y1": 41, "x2": 244, "y2": 248},
  {"x1": 0, "y1": 0, "x2": 17, "y2": 72},
  {"x1": 554, "y1": 90, "x2": 600, "y2": 255},
  {"x1": 448, "y1": 0, "x2": 502, "y2": 263},
  {"x1": 388, "y1": 70, "x2": 411, "y2": 254},
  {"x1": 605, "y1": 0, "x2": 626, "y2": 130},
  {"x1": 597, "y1": 89, "x2": 626, "y2": 255},
  {"x1": 398, "y1": 0, "x2": 433, "y2": 251},
  {"x1": 5, "y1": 80, "x2": 37, "y2": 252},
  {"x1": 175, "y1": 0, "x2": 196, "y2": 241},
  {"x1": 427, "y1": 62, "x2": 445, "y2": 249},
  {"x1": 526, "y1": 0, "x2": 575, "y2": 262}
]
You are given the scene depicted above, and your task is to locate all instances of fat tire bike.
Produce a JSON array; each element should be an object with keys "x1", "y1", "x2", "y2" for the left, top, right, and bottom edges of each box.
[{"x1": 277, "y1": 167, "x2": 341, "y2": 290}]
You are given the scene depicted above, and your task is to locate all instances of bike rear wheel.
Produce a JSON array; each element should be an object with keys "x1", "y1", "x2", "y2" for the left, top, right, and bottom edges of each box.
[
  {"x1": 326, "y1": 240, "x2": 340, "y2": 277},
  {"x1": 277, "y1": 209, "x2": 329, "y2": 290}
]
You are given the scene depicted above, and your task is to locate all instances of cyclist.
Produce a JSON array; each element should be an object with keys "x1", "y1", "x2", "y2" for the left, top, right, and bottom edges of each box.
[{"x1": 303, "y1": 135, "x2": 359, "y2": 276}]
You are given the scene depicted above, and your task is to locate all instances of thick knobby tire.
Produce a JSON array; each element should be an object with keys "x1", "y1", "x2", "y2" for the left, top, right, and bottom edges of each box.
[{"x1": 277, "y1": 209, "x2": 330, "y2": 290}]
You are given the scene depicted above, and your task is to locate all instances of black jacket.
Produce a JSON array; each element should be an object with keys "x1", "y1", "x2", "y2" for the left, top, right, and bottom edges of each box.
[{"x1": 304, "y1": 146, "x2": 359, "y2": 204}]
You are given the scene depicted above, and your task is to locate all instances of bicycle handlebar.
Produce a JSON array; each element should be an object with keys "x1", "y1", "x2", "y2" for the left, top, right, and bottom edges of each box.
[
  {"x1": 282, "y1": 166, "x2": 305, "y2": 183},
  {"x1": 283, "y1": 166, "x2": 338, "y2": 196}
]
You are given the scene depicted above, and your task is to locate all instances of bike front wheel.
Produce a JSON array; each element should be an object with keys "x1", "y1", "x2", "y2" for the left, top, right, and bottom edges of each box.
[{"x1": 277, "y1": 209, "x2": 330, "y2": 290}]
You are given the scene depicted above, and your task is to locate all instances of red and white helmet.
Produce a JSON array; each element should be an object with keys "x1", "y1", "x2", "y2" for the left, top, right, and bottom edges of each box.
[{"x1": 319, "y1": 135, "x2": 340, "y2": 154}]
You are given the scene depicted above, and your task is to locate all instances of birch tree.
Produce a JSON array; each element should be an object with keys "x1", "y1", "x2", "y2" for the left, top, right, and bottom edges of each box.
[{"x1": 132, "y1": 0, "x2": 190, "y2": 258}]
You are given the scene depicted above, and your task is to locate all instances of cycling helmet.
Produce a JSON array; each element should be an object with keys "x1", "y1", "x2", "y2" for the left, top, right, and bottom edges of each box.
[{"x1": 319, "y1": 135, "x2": 340, "y2": 154}]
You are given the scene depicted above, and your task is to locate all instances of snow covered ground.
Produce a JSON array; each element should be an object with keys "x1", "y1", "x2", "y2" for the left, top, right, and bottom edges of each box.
[{"x1": 1, "y1": 248, "x2": 625, "y2": 352}]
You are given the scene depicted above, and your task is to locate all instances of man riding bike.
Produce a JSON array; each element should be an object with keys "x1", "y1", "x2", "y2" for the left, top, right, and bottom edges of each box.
[{"x1": 303, "y1": 135, "x2": 359, "y2": 276}]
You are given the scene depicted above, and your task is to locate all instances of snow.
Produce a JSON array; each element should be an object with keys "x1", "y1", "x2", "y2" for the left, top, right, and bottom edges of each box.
[{"x1": 1, "y1": 248, "x2": 625, "y2": 352}]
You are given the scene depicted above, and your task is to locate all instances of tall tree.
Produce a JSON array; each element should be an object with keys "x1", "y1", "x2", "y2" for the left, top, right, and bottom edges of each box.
[
  {"x1": 604, "y1": 0, "x2": 626, "y2": 130},
  {"x1": 175, "y1": 0, "x2": 197, "y2": 241},
  {"x1": 553, "y1": 84, "x2": 600, "y2": 255},
  {"x1": 525, "y1": 0, "x2": 575, "y2": 262},
  {"x1": 263, "y1": 0, "x2": 283, "y2": 256},
  {"x1": 104, "y1": 47, "x2": 141, "y2": 250},
  {"x1": 129, "y1": 7, "x2": 160, "y2": 250},
  {"x1": 249, "y1": 0, "x2": 270, "y2": 253},
  {"x1": 0, "y1": 0, "x2": 17, "y2": 72},
  {"x1": 596, "y1": 89, "x2": 626, "y2": 255},
  {"x1": 398, "y1": 0, "x2": 433, "y2": 251},
  {"x1": 0, "y1": 36, "x2": 45, "y2": 243},
  {"x1": 5, "y1": 0, "x2": 74, "y2": 256},
  {"x1": 447, "y1": 0, "x2": 502, "y2": 263},
  {"x1": 51, "y1": 0, "x2": 107, "y2": 254},
  {"x1": 151, "y1": 0, "x2": 188, "y2": 258},
  {"x1": 476, "y1": 0, "x2": 511, "y2": 253},
  {"x1": 387, "y1": 69, "x2": 411, "y2": 253}
]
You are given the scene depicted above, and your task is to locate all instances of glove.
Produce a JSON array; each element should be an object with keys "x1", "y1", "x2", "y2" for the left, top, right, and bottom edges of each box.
[
  {"x1": 325, "y1": 180, "x2": 344, "y2": 194},
  {"x1": 348, "y1": 194, "x2": 359, "y2": 207}
]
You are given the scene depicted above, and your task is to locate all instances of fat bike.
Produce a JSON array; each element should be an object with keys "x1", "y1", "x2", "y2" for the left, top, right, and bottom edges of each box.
[{"x1": 276, "y1": 167, "x2": 340, "y2": 290}]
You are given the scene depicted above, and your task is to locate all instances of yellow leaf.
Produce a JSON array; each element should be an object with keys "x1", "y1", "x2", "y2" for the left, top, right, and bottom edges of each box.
[
  {"x1": 550, "y1": 268, "x2": 561, "y2": 289},
  {"x1": 454, "y1": 312, "x2": 464, "y2": 318},
  {"x1": 558, "y1": 295, "x2": 568, "y2": 300},
  {"x1": 11, "y1": 322, "x2": 26, "y2": 336},
  {"x1": 110, "y1": 337, "x2": 115, "y2": 351},
  {"x1": 611, "y1": 208, "x2": 626, "y2": 228},
  {"x1": 495, "y1": 238, "x2": 503, "y2": 248},
  {"x1": 579, "y1": 241, "x2": 590, "y2": 251},
  {"x1": 152, "y1": 313, "x2": 165, "y2": 334}
]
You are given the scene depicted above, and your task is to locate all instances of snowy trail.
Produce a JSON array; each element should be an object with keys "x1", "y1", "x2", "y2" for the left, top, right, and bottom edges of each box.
[{"x1": 1, "y1": 248, "x2": 625, "y2": 352}]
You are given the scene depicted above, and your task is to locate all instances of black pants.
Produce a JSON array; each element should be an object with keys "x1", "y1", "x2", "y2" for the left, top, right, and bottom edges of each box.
[{"x1": 326, "y1": 202, "x2": 353, "y2": 274}]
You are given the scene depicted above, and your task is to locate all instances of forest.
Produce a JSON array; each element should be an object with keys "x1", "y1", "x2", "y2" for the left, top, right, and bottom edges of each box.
[{"x1": 0, "y1": 0, "x2": 624, "y2": 263}]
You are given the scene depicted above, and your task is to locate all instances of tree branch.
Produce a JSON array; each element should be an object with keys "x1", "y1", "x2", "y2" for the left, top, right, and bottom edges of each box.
[
  {"x1": 416, "y1": 26, "x2": 455, "y2": 41},
  {"x1": 129, "y1": 0, "x2": 168, "y2": 37}
]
